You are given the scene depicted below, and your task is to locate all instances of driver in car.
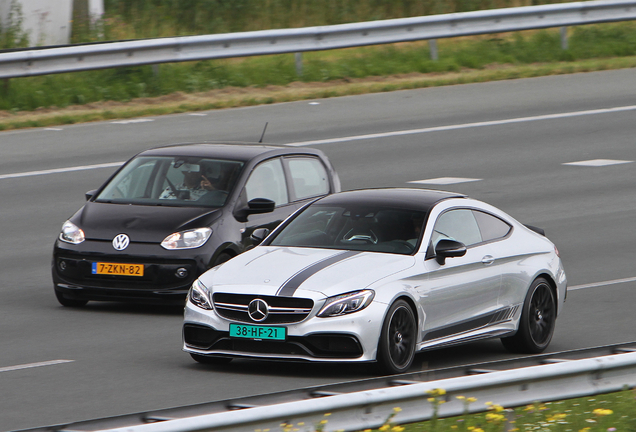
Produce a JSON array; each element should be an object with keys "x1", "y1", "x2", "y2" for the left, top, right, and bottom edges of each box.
[{"x1": 159, "y1": 163, "x2": 216, "y2": 200}]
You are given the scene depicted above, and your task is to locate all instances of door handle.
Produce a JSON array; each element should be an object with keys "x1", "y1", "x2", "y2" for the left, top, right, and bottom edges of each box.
[{"x1": 481, "y1": 255, "x2": 495, "y2": 265}]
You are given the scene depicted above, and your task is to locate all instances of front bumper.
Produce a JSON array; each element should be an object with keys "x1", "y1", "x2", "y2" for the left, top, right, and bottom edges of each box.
[
  {"x1": 182, "y1": 299, "x2": 387, "y2": 362},
  {"x1": 53, "y1": 240, "x2": 210, "y2": 304}
]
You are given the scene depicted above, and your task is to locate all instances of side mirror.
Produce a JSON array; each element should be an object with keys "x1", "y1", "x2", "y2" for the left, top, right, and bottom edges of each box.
[
  {"x1": 435, "y1": 239, "x2": 467, "y2": 265},
  {"x1": 85, "y1": 189, "x2": 97, "y2": 201},
  {"x1": 251, "y1": 228, "x2": 270, "y2": 245},
  {"x1": 235, "y1": 198, "x2": 276, "y2": 222}
]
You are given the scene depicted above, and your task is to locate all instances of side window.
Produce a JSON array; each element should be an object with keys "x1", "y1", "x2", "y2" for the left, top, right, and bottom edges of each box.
[
  {"x1": 245, "y1": 158, "x2": 289, "y2": 206},
  {"x1": 431, "y1": 209, "x2": 482, "y2": 247},
  {"x1": 473, "y1": 210, "x2": 511, "y2": 242},
  {"x1": 287, "y1": 157, "x2": 330, "y2": 200}
]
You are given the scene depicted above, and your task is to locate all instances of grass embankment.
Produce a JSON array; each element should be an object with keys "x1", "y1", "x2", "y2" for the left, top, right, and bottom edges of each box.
[
  {"x1": 329, "y1": 389, "x2": 636, "y2": 432},
  {"x1": 1, "y1": 1, "x2": 636, "y2": 130}
]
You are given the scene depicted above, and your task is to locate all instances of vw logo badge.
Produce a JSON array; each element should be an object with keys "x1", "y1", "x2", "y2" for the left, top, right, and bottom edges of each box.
[
  {"x1": 248, "y1": 298, "x2": 269, "y2": 322},
  {"x1": 112, "y1": 234, "x2": 130, "y2": 251}
]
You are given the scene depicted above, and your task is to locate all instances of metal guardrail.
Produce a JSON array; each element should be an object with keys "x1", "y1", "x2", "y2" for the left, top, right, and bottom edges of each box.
[
  {"x1": 23, "y1": 343, "x2": 636, "y2": 432},
  {"x1": 1, "y1": 0, "x2": 636, "y2": 79},
  {"x1": 95, "y1": 349, "x2": 636, "y2": 432}
]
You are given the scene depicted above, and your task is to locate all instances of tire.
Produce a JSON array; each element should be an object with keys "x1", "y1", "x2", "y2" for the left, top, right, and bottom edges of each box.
[
  {"x1": 212, "y1": 252, "x2": 233, "y2": 267},
  {"x1": 501, "y1": 277, "x2": 556, "y2": 354},
  {"x1": 376, "y1": 300, "x2": 416, "y2": 374},
  {"x1": 190, "y1": 353, "x2": 232, "y2": 365},
  {"x1": 54, "y1": 289, "x2": 88, "y2": 307}
]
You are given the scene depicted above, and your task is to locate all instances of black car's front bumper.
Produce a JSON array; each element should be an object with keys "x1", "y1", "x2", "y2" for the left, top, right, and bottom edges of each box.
[{"x1": 52, "y1": 240, "x2": 211, "y2": 304}]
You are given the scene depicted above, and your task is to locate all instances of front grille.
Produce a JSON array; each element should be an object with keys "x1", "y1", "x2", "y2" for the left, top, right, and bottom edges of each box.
[
  {"x1": 213, "y1": 293, "x2": 314, "y2": 324},
  {"x1": 183, "y1": 324, "x2": 222, "y2": 349},
  {"x1": 211, "y1": 333, "x2": 363, "y2": 358},
  {"x1": 55, "y1": 255, "x2": 197, "y2": 290}
]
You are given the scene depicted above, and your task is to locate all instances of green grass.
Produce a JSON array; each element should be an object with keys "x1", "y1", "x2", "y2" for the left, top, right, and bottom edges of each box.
[
  {"x1": 347, "y1": 389, "x2": 636, "y2": 432},
  {"x1": 2, "y1": 22, "x2": 636, "y2": 114}
]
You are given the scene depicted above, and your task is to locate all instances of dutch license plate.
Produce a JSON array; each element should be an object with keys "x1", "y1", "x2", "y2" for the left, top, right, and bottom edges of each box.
[
  {"x1": 229, "y1": 323, "x2": 286, "y2": 341},
  {"x1": 92, "y1": 262, "x2": 144, "y2": 277}
]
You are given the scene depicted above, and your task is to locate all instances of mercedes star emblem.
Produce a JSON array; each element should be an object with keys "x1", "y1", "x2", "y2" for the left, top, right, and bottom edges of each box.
[{"x1": 248, "y1": 298, "x2": 269, "y2": 322}]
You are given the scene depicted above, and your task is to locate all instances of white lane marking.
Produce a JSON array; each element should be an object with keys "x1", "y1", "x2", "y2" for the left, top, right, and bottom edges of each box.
[
  {"x1": 286, "y1": 104, "x2": 636, "y2": 146},
  {"x1": 188, "y1": 113, "x2": 207, "y2": 116},
  {"x1": 0, "y1": 162, "x2": 123, "y2": 180},
  {"x1": 0, "y1": 359, "x2": 74, "y2": 373},
  {"x1": 111, "y1": 119, "x2": 154, "y2": 124},
  {"x1": 563, "y1": 159, "x2": 633, "y2": 167},
  {"x1": 309, "y1": 102, "x2": 320, "y2": 105},
  {"x1": 569, "y1": 276, "x2": 636, "y2": 291},
  {"x1": 409, "y1": 177, "x2": 482, "y2": 185},
  {"x1": 44, "y1": 128, "x2": 63, "y2": 131}
]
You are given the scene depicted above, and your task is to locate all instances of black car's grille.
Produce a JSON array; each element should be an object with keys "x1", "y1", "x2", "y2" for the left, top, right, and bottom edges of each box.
[
  {"x1": 213, "y1": 293, "x2": 314, "y2": 324},
  {"x1": 54, "y1": 255, "x2": 198, "y2": 290}
]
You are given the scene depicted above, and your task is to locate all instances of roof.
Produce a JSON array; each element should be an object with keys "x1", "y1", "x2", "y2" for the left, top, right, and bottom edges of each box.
[
  {"x1": 314, "y1": 188, "x2": 466, "y2": 212},
  {"x1": 138, "y1": 142, "x2": 324, "y2": 162}
]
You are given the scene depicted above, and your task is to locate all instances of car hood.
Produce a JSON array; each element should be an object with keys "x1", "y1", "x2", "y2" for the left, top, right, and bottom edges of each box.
[
  {"x1": 202, "y1": 246, "x2": 416, "y2": 298},
  {"x1": 71, "y1": 201, "x2": 222, "y2": 242}
]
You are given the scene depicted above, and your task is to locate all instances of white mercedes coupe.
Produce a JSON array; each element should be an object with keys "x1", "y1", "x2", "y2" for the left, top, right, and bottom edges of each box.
[{"x1": 183, "y1": 188, "x2": 567, "y2": 373}]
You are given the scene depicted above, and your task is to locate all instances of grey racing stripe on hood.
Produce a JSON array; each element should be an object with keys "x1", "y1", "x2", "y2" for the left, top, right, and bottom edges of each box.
[{"x1": 276, "y1": 250, "x2": 363, "y2": 297}]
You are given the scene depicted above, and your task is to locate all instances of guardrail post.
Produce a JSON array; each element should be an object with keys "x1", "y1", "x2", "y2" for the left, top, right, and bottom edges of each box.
[
  {"x1": 429, "y1": 39, "x2": 438, "y2": 61},
  {"x1": 152, "y1": 64, "x2": 160, "y2": 77},
  {"x1": 295, "y1": 52, "x2": 303, "y2": 76},
  {"x1": 560, "y1": 26, "x2": 568, "y2": 50}
]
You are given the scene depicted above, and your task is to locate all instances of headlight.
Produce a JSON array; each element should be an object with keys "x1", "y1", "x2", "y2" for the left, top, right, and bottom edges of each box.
[
  {"x1": 59, "y1": 220, "x2": 85, "y2": 244},
  {"x1": 161, "y1": 228, "x2": 212, "y2": 250},
  {"x1": 188, "y1": 278, "x2": 213, "y2": 310},
  {"x1": 317, "y1": 290, "x2": 375, "y2": 318}
]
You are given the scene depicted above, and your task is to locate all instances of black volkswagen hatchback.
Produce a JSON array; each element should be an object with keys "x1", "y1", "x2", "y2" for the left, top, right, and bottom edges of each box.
[{"x1": 52, "y1": 143, "x2": 340, "y2": 307}]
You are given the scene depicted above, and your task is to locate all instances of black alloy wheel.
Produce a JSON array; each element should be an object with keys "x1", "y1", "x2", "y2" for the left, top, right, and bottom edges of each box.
[
  {"x1": 377, "y1": 300, "x2": 416, "y2": 374},
  {"x1": 501, "y1": 277, "x2": 556, "y2": 354}
]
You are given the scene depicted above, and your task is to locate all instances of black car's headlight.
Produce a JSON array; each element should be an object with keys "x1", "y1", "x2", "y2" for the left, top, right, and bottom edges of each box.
[
  {"x1": 317, "y1": 290, "x2": 375, "y2": 318},
  {"x1": 59, "y1": 220, "x2": 85, "y2": 244},
  {"x1": 161, "y1": 228, "x2": 212, "y2": 250},
  {"x1": 188, "y1": 278, "x2": 213, "y2": 310}
]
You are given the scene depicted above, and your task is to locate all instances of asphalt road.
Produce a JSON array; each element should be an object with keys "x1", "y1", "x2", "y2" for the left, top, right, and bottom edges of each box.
[{"x1": 1, "y1": 68, "x2": 636, "y2": 431}]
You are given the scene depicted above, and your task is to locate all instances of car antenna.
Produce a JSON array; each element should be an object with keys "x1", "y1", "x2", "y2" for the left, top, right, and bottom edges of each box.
[{"x1": 258, "y1": 122, "x2": 268, "y2": 143}]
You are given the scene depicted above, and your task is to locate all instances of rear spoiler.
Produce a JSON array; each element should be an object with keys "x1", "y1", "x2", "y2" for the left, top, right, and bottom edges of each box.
[{"x1": 524, "y1": 224, "x2": 545, "y2": 236}]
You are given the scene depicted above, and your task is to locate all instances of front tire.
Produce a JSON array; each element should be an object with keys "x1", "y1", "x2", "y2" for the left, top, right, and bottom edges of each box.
[
  {"x1": 501, "y1": 277, "x2": 556, "y2": 353},
  {"x1": 55, "y1": 289, "x2": 88, "y2": 307},
  {"x1": 377, "y1": 300, "x2": 416, "y2": 374},
  {"x1": 212, "y1": 252, "x2": 233, "y2": 267},
  {"x1": 190, "y1": 353, "x2": 232, "y2": 365}
]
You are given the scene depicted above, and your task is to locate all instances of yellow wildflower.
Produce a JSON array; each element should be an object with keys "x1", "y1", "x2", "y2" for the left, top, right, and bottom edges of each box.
[
  {"x1": 593, "y1": 409, "x2": 613, "y2": 416},
  {"x1": 456, "y1": 395, "x2": 466, "y2": 400},
  {"x1": 379, "y1": 425, "x2": 390, "y2": 431},
  {"x1": 392, "y1": 427, "x2": 405, "y2": 432},
  {"x1": 393, "y1": 407, "x2": 402, "y2": 413},
  {"x1": 467, "y1": 397, "x2": 477, "y2": 403}
]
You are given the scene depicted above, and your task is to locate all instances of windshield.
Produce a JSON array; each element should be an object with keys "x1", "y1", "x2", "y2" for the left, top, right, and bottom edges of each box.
[
  {"x1": 95, "y1": 156, "x2": 244, "y2": 207},
  {"x1": 269, "y1": 204, "x2": 426, "y2": 255}
]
